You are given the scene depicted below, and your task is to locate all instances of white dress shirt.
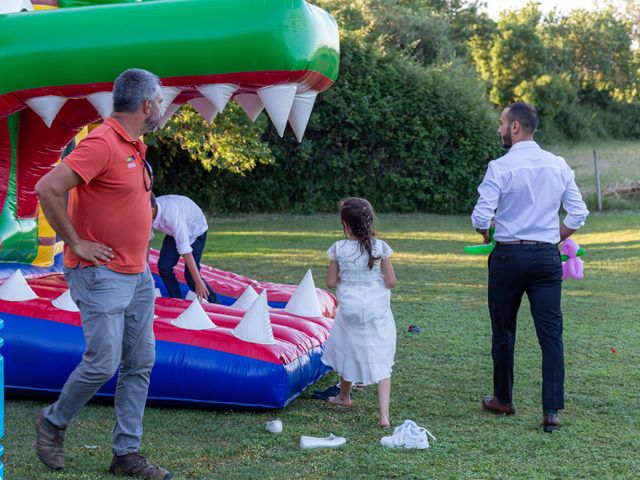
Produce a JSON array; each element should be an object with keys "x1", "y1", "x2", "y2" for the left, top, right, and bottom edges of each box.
[
  {"x1": 471, "y1": 141, "x2": 589, "y2": 244},
  {"x1": 152, "y1": 195, "x2": 208, "y2": 254}
]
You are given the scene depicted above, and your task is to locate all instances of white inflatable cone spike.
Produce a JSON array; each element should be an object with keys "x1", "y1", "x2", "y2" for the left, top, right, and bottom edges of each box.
[
  {"x1": 158, "y1": 103, "x2": 180, "y2": 128},
  {"x1": 171, "y1": 299, "x2": 217, "y2": 330},
  {"x1": 188, "y1": 98, "x2": 217, "y2": 123},
  {"x1": 230, "y1": 285, "x2": 259, "y2": 310},
  {"x1": 257, "y1": 84, "x2": 298, "y2": 137},
  {"x1": 0, "y1": 0, "x2": 34, "y2": 13},
  {"x1": 283, "y1": 269, "x2": 323, "y2": 318},
  {"x1": 160, "y1": 87, "x2": 181, "y2": 116},
  {"x1": 0, "y1": 269, "x2": 38, "y2": 301},
  {"x1": 52, "y1": 289, "x2": 79, "y2": 312},
  {"x1": 232, "y1": 290, "x2": 276, "y2": 345},
  {"x1": 87, "y1": 92, "x2": 114, "y2": 119},
  {"x1": 198, "y1": 84, "x2": 238, "y2": 114},
  {"x1": 26, "y1": 96, "x2": 67, "y2": 128},
  {"x1": 235, "y1": 93, "x2": 264, "y2": 123},
  {"x1": 288, "y1": 91, "x2": 318, "y2": 142}
]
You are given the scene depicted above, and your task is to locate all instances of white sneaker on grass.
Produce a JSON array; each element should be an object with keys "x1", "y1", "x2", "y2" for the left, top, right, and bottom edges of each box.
[
  {"x1": 380, "y1": 420, "x2": 436, "y2": 449},
  {"x1": 300, "y1": 433, "x2": 346, "y2": 449}
]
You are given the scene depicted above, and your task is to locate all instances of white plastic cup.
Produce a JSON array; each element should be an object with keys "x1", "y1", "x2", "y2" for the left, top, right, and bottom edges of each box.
[{"x1": 265, "y1": 419, "x2": 283, "y2": 434}]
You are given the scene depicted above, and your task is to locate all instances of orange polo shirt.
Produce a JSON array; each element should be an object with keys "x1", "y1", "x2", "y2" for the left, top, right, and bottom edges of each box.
[{"x1": 63, "y1": 117, "x2": 151, "y2": 274}]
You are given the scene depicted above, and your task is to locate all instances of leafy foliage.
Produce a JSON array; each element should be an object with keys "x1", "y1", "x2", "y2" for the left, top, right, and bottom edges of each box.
[
  {"x1": 148, "y1": 0, "x2": 640, "y2": 213},
  {"x1": 150, "y1": 30, "x2": 501, "y2": 214},
  {"x1": 148, "y1": 103, "x2": 274, "y2": 175},
  {"x1": 466, "y1": 3, "x2": 640, "y2": 140}
]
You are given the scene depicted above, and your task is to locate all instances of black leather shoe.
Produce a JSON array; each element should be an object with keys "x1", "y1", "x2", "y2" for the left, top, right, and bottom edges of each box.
[
  {"x1": 482, "y1": 395, "x2": 516, "y2": 415},
  {"x1": 543, "y1": 413, "x2": 560, "y2": 432},
  {"x1": 312, "y1": 385, "x2": 340, "y2": 400}
]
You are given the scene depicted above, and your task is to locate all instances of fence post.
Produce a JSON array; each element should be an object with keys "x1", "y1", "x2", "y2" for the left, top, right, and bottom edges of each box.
[{"x1": 593, "y1": 150, "x2": 602, "y2": 211}]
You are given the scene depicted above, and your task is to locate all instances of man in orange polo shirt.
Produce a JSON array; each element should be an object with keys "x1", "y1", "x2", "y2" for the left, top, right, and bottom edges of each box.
[{"x1": 34, "y1": 68, "x2": 170, "y2": 480}]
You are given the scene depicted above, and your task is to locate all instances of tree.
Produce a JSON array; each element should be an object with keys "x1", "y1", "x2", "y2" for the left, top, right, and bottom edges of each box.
[
  {"x1": 467, "y1": 1, "x2": 640, "y2": 140},
  {"x1": 148, "y1": 102, "x2": 274, "y2": 175},
  {"x1": 487, "y1": 3, "x2": 548, "y2": 106},
  {"x1": 317, "y1": 0, "x2": 455, "y2": 65},
  {"x1": 542, "y1": 8, "x2": 635, "y2": 99}
]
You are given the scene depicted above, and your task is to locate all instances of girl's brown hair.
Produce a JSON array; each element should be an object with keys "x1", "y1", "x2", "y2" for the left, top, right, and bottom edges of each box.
[{"x1": 339, "y1": 197, "x2": 380, "y2": 269}]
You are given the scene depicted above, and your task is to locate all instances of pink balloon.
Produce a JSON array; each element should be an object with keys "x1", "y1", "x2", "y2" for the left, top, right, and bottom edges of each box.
[{"x1": 561, "y1": 239, "x2": 583, "y2": 280}]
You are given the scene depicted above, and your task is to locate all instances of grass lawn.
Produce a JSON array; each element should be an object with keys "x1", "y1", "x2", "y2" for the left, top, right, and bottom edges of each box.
[{"x1": 4, "y1": 210, "x2": 640, "y2": 479}]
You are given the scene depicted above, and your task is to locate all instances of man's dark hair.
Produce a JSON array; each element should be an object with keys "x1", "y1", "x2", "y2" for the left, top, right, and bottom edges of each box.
[
  {"x1": 113, "y1": 68, "x2": 161, "y2": 113},
  {"x1": 505, "y1": 102, "x2": 539, "y2": 135}
]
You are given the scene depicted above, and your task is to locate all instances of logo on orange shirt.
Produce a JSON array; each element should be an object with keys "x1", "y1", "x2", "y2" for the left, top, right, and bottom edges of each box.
[{"x1": 126, "y1": 155, "x2": 137, "y2": 169}]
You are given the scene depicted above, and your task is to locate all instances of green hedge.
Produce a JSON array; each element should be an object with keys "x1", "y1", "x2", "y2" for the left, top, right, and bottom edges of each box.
[{"x1": 149, "y1": 33, "x2": 502, "y2": 214}]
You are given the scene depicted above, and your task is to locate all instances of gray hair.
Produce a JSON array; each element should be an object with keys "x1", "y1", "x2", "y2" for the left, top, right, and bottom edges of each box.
[{"x1": 112, "y1": 68, "x2": 161, "y2": 113}]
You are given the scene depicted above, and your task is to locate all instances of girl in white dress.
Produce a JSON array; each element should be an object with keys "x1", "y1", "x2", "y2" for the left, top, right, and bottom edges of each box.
[{"x1": 321, "y1": 197, "x2": 397, "y2": 428}]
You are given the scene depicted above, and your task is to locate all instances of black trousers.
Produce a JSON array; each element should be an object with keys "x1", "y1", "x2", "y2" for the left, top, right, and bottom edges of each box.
[{"x1": 488, "y1": 243, "x2": 564, "y2": 410}]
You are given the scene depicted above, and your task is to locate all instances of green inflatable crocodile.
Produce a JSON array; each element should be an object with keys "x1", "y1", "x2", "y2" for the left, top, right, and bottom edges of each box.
[{"x1": 0, "y1": 0, "x2": 339, "y2": 263}]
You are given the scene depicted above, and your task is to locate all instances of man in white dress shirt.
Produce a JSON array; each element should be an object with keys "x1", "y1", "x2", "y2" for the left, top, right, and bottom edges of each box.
[
  {"x1": 471, "y1": 102, "x2": 589, "y2": 432},
  {"x1": 151, "y1": 194, "x2": 217, "y2": 303}
]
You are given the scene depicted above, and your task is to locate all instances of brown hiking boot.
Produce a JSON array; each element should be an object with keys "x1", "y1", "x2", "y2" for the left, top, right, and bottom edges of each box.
[
  {"x1": 34, "y1": 409, "x2": 65, "y2": 470},
  {"x1": 109, "y1": 452, "x2": 171, "y2": 480}
]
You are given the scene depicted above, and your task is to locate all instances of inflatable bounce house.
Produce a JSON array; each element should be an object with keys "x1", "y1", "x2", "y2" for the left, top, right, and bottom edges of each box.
[{"x1": 0, "y1": 0, "x2": 340, "y2": 410}]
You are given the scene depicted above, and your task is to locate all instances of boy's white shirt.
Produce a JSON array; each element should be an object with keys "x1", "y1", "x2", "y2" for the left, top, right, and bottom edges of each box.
[{"x1": 152, "y1": 195, "x2": 208, "y2": 254}]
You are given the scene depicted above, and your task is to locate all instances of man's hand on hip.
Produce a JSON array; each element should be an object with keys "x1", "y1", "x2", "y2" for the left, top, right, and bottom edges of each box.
[{"x1": 70, "y1": 239, "x2": 114, "y2": 266}]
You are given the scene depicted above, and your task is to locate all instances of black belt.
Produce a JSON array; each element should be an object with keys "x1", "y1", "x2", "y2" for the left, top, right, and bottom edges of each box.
[{"x1": 496, "y1": 240, "x2": 547, "y2": 245}]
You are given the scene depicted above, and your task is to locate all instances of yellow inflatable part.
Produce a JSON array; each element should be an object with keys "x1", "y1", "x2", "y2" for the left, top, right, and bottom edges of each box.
[
  {"x1": 32, "y1": 245, "x2": 54, "y2": 266},
  {"x1": 33, "y1": 206, "x2": 56, "y2": 266}
]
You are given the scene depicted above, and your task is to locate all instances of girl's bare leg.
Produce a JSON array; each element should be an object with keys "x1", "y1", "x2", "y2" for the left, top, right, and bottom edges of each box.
[
  {"x1": 377, "y1": 377, "x2": 391, "y2": 427},
  {"x1": 328, "y1": 378, "x2": 353, "y2": 406}
]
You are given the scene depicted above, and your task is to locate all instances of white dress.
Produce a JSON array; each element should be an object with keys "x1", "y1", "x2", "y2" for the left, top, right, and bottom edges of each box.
[{"x1": 321, "y1": 238, "x2": 396, "y2": 385}]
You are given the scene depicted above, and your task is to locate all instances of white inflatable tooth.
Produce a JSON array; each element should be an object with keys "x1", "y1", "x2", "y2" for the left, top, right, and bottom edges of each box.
[
  {"x1": 257, "y1": 84, "x2": 297, "y2": 137},
  {"x1": 52, "y1": 289, "x2": 79, "y2": 312},
  {"x1": 158, "y1": 103, "x2": 180, "y2": 128},
  {"x1": 198, "y1": 84, "x2": 238, "y2": 114},
  {"x1": 230, "y1": 285, "x2": 260, "y2": 310},
  {"x1": 0, "y1": 269, "x2": 38, "y2": 301},
  {"x1": 0, "y1": 0, "x2": 34, "y2": 14},
  {"x1": 26, "y1": 96, "x2": 67, "y2": 128},
  {"x1": 160, "y1": 87, "x2": 181, "y2": 116},
  {"x1": 234, "y1": 94, "x2": 264, "y2": 123},
  {"x1": 87, "y1": 92, "x2": 114, "y2": 119},
  {"x1": 232, "y1": 290, "x2": 276, "y2": 345},
  {"x1": 283, "y1": 269, "x2": 323, "y2": 318},
  {"x1": 188, "y1": 98, "x2": 217, "y2": 123},
  {"x1": 171, "y1": 299, "x2": 217, "y2": 330},
  {"x1": 288, "y1": 91, "x2": 318, "y2": 142}
]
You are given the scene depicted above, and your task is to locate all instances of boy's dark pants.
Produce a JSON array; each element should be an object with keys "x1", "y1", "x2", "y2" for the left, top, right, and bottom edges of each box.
[{"x1": 158, "y1": 231, "x2": 217, "y2": 303}]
